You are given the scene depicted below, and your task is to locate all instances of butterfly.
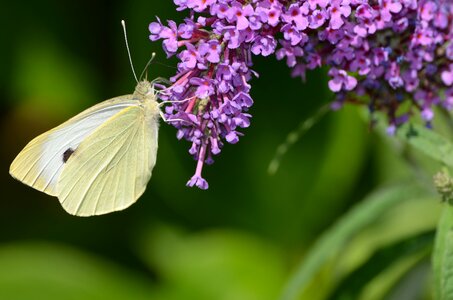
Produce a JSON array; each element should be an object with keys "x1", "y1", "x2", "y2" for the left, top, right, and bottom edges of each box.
[
  {"x1": 10, "y1": 80, "x2": 163, "y2": 216},
  {"x1": 8, "y1": 21, "x2": 180, "y2": 217}
]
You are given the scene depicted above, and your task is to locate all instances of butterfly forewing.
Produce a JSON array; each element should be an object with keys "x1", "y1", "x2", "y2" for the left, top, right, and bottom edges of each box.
[
  {"x1": 57, "y1": 103, "x2": 158, "y2": 216},
  {"x1": 9, "y1": 95, "x2": 138, "y2": 195}
]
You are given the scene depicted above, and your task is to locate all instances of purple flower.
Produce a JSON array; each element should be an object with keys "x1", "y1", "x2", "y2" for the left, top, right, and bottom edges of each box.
[
  {"x1": 386, "y1": 62, "x2": 404, "y2": 89},
  {"x1": 420, "y1": 1, "x2": 437, "y2": 21},
  {"x1": 447, "y1": 43, "x2": 453, "y2": 60},
  {"x1": 233, "y1": 92, "x2": 253, "y2": 108},
  {"x1": 434, "y1": 8, "x2": 448, "y2": 29},
  {"x1": 379, "y1": 0, "x2": 402, "y2": 22},
  {"x1": 283, "y1": 3, "x2": 309, "y2": 30},
  {"x1": 309, "y1": 9, "x2": 327, "y2": 29},
  {"x1": 187, "y1": 175, "x2": 209, "y2": 189},
  {"x1": 393, "y1": 17, "x2": 409, "y2": 33},
  {"x1": 178, "y1": 21, "x2": 195, "y2": 39},
  {"x1": 178, "y1": 43, "x2": 200, "y2": 69},
  {"x1": 276, "y1": 41, "x2": 304, "y2": 67},
  {"x1": 226, "y1": 131, "x2": 240, "y2": 143},
  {"x1": 281, "y1": 24, "x2": 304, "y2": 46},
  {"x1": 260, "y1": 6, "x2": 281, "y2": 26},
  {"x1": 355, "y1": 4, "x2": 375, "y2": 20},
  {"x1": 386, "y1": 124, "x2": 396, "y2": 136},
  {"x1": 328, "y1": 0, "x2": 351, "y2": 30},
  {"x1": 149, "y1": 21, "x2": 163, "y2": 41},
  {"x1": 412, "y1": 27, "x2": 435, "y2": 46},
  {"x1": 160, "y1": 20, "x2": 179, "y2": 54},
  {"x1": 190, "y1": 0, "x2": 216, "y2": 12},
  {"x1": 223, "y1": 26, "x2": 241, "y2": 49},
  {"x1": 421, "y1": 107, "x2": 434, "y2": 121},
  {"x1": 199, "y1": 40, "x2": 221, "y2": 63},
  {"x1": 350, "y1": 52, "x2": 371, "y2": 75},
  {"x1": 328, "y1": 68, "x2": 357, "y2": 92},
  {"x1": 354, "y1": 4, "x2": 377, "y2": 36},
  {"x1": 442, "y1": 64, "x2": 453, "y2": 86},
  {"x1": 186, "y1": 142, "x2": 209, "y2": 190},
  {"x1": 372, "y1": 48, "x2": 389, "y2": 66},
  {"x1": 227, "y1": 3, "x2": 254, "y2": 30},
  {"x1": 251, "y1": 36, "x2": 277, "y2": 56},
  {"x1": 190, "y1": 77, "x2": 214, "y2": 98},
  {"x1": 308, "y1": 0, "x2": 329, "y2": 10},
  {"x1": 402, "y1": 70, "x2": 419, "y2": 92},
  {"x1": 211, "y1": 2, "x2": 229, "y2": 18},
  {"x1": 354, "y1": 19, "x2": 377, "y2": 37},
  {"x1": 149, "y1": 0, "x2": 453, "y2": 189}
]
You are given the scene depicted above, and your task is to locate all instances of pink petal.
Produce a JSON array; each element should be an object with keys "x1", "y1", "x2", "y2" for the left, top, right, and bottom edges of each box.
[{"x1": 328, "y1": 78, "x2": 343, "y2": 92}]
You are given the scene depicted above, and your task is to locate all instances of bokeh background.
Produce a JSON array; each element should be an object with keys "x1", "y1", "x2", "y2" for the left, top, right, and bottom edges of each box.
[{"x1": 0, "y1": 1, "x2": 443, "y2": 300}]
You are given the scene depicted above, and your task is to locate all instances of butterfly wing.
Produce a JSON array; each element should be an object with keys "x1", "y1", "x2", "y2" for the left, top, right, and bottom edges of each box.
[
  {"x1": 57, "y1": 104, "x2": 159, "y2": 216},
  {"x1": 9, "y1": 95, "x2": 138, "y2": 196}
]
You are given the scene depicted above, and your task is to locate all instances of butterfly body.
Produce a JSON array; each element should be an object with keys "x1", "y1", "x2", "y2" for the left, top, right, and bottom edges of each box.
[{"x1": 10, "y1": 80, "x2": 161, "y2": 216}]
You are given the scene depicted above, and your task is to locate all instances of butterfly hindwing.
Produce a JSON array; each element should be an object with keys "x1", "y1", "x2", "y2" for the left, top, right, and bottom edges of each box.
[{"x1": 57, "y1": 104, "x2": 158, "y2": 216}]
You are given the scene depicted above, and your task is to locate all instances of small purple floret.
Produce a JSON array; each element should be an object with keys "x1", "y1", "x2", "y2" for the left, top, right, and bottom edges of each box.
[{"x1": 186, "y1": 175, "x2": 209, "y2": 190}]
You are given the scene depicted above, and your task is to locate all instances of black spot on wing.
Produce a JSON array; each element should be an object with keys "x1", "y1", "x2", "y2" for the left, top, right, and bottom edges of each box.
[{"x1": 63, "y1": 148, "x2": 75, "y2": 163}]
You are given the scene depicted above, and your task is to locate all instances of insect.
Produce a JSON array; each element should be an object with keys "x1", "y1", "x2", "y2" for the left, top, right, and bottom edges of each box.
[{"x1": 10, "y1": 21, "x2": 174, "y2": 216}]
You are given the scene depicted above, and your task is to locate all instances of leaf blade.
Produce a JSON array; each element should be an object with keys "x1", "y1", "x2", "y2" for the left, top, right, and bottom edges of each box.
[
  {"x1": 279, "y1": 183, "x2": 433, "y2": 300},
  {"x1": 433, "y1": 204, "x2": 453, "y2": 300},
  {"x1": 397, "y1": 123, "x2": 453, "y2": 168}
]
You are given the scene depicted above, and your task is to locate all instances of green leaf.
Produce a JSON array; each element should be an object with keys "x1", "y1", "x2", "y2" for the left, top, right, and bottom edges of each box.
[
  {"x1": 360, "y1": 255, "x2": 430, "y2": 300},
  {"x1": 328, "y1": 231, "x2": 434, "y2": 300},
  {"x1": 0, "y1": 242, "x2": 155, "y2": 300},
  {"x1": 138, "y1": 227, "x2": 286, "y2": 300},
  {"x1": 433, "y1": 204, "x2": 453, "y2": 300},
  {"x1": 268, "y1": 104, "x2": 330, "y2": 175},
  {"x1": 397, "y1": 123, "x2": 453, "y2": 168},
  {"x1": 279, "y1": 183, "x2": 433, "y2": 300},
  {"x1": 303, "y1": 105, "x2": 367, "y2": 221}
]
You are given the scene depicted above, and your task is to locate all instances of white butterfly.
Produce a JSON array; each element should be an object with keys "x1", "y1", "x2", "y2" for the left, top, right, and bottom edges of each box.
[
  {"x1": 9, "y1": 21, "x2": 183, "y2": 216},
  {"x1": 10, "y1": 80, "x2": 162, "y2": 216}
]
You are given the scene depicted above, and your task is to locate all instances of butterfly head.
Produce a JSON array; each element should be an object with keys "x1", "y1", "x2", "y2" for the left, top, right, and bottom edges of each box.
[{"x1": 134, "y1": 80, "x2": 154, "y2": 97}]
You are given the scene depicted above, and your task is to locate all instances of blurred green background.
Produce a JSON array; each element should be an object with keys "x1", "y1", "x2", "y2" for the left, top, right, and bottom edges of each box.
[{"x1": 0, "y1": 1, "x2": 444, "y2": 300}]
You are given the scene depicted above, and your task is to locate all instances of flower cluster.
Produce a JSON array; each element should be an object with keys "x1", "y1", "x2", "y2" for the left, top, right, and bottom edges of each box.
[{"x1": 149, "y1": 0, "x2": 453, "y2": 189}]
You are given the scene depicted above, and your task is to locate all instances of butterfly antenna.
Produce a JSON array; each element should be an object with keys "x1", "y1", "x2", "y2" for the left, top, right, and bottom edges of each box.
[
  {"x1": 121, "y1": 20, "x2": 138, "y2": 83},
  {"x1": 139, "y1": 52, "x2": 156, "y2": 81}
]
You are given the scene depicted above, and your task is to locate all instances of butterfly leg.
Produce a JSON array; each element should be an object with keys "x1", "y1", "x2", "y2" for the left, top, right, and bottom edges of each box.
[
  {"x1": 157, "y1": 97, "x2": 194, "y2": 108},
  {"x1": 159, "y1": 111, "x2": 194, "y2": 126}
]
